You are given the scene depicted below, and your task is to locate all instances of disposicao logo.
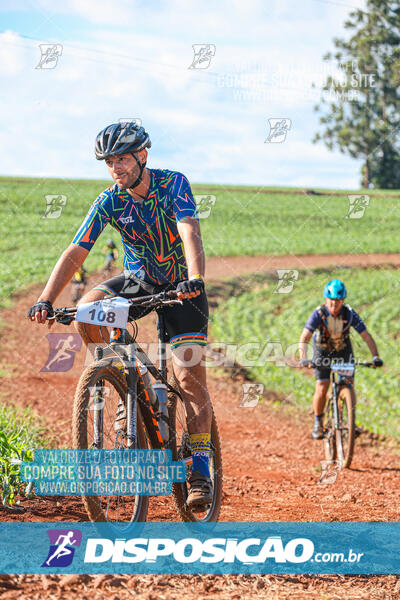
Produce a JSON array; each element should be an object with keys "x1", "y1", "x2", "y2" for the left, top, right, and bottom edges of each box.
[
  {"x1": 84, "y1": 536, "x2": 314, "y2": 564},
  {"x1": 42, "y1": 529, "x2": 82, "y2": 568}
]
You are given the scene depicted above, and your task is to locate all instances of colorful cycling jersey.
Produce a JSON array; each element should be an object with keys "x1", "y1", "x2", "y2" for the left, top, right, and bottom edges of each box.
[
  {"x1": 72, "y1": 169, "x2": 198, "y2": 285},
  {"x1": 305, "y1": 303, "x2": 366, "y2": 351}
]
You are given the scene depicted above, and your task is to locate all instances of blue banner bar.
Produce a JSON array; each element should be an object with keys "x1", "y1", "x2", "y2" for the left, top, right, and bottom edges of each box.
[{"x1": 0, "y1": 523, "x2": 399, "y2": 574}]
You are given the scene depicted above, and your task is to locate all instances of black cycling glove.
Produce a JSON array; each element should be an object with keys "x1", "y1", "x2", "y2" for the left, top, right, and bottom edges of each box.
[
  {"x1": 176, "y1": 278, "x2": 204, "y2": 295},
  {"x1": 27, "y1": 300, "x2": 54, "y2": 319},
  {"x1": 372, "y1": 356, "x2": 383, "y2": 367},
  {"x1": 299, "y1": 359, "x2": 312, "y2": 367}
]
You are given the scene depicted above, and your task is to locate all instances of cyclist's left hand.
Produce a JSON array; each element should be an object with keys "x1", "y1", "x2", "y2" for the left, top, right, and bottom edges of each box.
[
  {"x1": 372, "y1": 356, "x2": 383, "y2": 368},
  {"x1": 176, "y1": 278, "x2": 204, "y2": 299},
  {"x1": 299, "y1": 358, "x2": 313, "y2": 368}
]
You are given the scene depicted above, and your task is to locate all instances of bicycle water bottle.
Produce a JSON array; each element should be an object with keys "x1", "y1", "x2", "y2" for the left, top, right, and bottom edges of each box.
[{"x1": 152, "y1": 382, "x2": 169, "y2": 443}]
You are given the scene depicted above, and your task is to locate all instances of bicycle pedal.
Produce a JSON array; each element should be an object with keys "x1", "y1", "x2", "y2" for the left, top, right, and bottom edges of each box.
[{"x1": 187, "y1": 501, "x2": 211, "y2": 513}]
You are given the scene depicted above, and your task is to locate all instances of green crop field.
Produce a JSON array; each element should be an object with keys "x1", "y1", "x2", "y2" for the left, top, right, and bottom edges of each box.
[
  {"x1": 0, "y1": 177, "x2": 113, "y2": 306},
  {"x1": 1, "y1": 176, "x2": 399, "y2": 305},
  {"x1": 210, "y1": 267, "x2": 400, "y2": 440},
  {"x1": 198, "y1": 186, "x2": 399, "y2": 257}
]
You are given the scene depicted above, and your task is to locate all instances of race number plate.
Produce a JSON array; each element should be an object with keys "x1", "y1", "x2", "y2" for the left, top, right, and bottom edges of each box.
[
  {"x1": 75, "y1": 298, "x2": 130, "y2": 329},
  {"x1": 331, "y1": 362, "x2": 355, "y2": 377}
]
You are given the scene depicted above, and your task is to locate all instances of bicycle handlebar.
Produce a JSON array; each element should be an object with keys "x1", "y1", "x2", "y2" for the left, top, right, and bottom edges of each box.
[
  {"x1": 129, "y1": 289, "x2": 180, "y2": 306},
  {"x1": 49, "y1": 290, "x2": 182, "y2": 325}
]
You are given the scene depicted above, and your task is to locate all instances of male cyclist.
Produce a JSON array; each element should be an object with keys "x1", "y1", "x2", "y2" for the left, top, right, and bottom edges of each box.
[
  {"x1": 298, "y1": 279, "x2": 383, "y2": 439},
  {"x1": 27, "y1": 121, "x2": 213, "y2": 510},
  {"x1": 102, "y1": 239, "x2": 118, "y2": 275}
]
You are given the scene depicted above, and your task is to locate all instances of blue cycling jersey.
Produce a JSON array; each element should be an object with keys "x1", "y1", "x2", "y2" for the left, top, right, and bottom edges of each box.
[{"x1": 72, "y1": 169, "x2": 198, "y2": 285}]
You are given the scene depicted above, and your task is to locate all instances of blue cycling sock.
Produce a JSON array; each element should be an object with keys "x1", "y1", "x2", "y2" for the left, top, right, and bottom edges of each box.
[
  {"x1": 315, "y1": 414, "x2": 323, "y2": 423},
  {"x1": 190, "y1": 433, "x2": 211, "y2": 478},
  {"x1": 192, "y1": 454, "x2": 210, "y2": 478}
]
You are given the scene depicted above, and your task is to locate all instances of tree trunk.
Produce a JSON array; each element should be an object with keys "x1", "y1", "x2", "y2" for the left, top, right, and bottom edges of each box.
[{"x1": 364, "y1": 158, "x2": 370, "y2": 189}]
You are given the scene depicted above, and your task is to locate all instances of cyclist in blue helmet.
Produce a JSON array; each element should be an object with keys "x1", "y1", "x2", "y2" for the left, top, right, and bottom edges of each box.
[{"x1": 298, "y1": 279, "x2": 383, "y2": 439}]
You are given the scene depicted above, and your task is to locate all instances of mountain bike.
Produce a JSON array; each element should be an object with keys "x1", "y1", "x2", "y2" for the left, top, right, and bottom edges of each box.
[
  {"x1": 303, "y1": 359, "x2": 375, "y2": 468},
  {"x1": 48, "y1": 290, "x2": 223, "y2": 527}
]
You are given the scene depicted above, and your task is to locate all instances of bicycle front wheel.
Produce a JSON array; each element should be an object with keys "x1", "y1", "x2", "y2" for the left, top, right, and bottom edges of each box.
[
  {"x1": 336, "y1": 385, "x2": 356, "y2": 468},
  {"x1": 324, "y1": 395, "x2": 337, "y2": 462},
  {"x1": 72, "y1": 361, "x2": 149, "y2": 526},
  {"x1": 168, "y1": 384, "x2": 223, "y2": 522}
]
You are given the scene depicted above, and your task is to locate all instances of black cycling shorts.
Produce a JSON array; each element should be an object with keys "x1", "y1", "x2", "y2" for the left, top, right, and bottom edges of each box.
[
  {"x1": 94, "y1": 271, "x2": 208, "y2": 349},
  {"x1": 312, "y1": 343, "x2": 354, "y2": 381}
]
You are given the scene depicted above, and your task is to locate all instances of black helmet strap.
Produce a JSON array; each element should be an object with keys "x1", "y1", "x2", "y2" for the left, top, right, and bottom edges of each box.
[{"x1": 128, "y1": 152, "x2": 146, "y2": 190}]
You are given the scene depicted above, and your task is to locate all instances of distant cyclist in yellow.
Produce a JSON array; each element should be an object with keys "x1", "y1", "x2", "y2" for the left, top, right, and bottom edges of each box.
[
  {"x1": 299, "y1": 279, "x2": 383, "y2": 439},
  {"x1": 102, "y1": 239, "x2": 118, "y2": 275},
  {"x1": 71, "y1": 265, "x2": 87, "y2": 303}
]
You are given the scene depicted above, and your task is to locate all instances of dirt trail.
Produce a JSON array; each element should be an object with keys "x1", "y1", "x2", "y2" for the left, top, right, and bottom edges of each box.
[
  {"x1": 0, "y1": 256, "x2": 399, "y2": 599},
  {"x1": 206, "y1": 252, "x2": 400, "y2": 281}
]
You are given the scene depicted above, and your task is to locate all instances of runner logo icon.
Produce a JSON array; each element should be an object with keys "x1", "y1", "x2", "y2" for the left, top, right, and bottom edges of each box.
[
  {"x1": 42, "y1": 529, "x2": 82, "y2": 568},
  {"x1": 42, "y1": 194, "x2": 67, "y2": 219},
  {"x1": 265, "y1": 118, "x2": 291, "y2": 143},
  {"x1": 188, "y1": 44, "x2": 216, "y2": 69},
  {"x1": 36, "y1": 44, "x2": 63, "y2": 69},
  {"x1": 346, "y1": 195, "x2": 370, "y2": 219},
  {"x1": 275, "y1": 269, "x2": 298, "y2": 293},
  {"x1": 240, "y1": 383, "x2": 264, "y2": 408},
  {"x1": 41, "y1": 333, "x2": 82, "y2": 372}
]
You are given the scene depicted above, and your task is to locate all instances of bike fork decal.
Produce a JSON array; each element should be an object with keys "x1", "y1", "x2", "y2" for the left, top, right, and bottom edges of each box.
[
  {"x1": 146, "y1": 392, "x2": 164, "y2": 447},
  {"x1": 136, "y1": 368, "x2": 164, "y2": 447},
  {"x1": 93, "y1": 381, "x2": 104, "y2": 447}
]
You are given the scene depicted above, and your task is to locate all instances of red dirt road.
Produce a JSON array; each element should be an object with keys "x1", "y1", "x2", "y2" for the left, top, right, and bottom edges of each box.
[
  {"x1": 206, "y1": 252, "x2": 400, "y2": 281},
  {"x1": 0, "y1": 255, "x2": 399, "y2": 598}
]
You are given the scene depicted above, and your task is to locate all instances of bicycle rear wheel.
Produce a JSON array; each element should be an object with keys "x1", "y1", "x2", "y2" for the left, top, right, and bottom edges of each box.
[
  {"x1": 324, "y1": 395, "x2": 337, "y2": 461},
  {"x1": 72, "y1": 360, "x2": 149, "y2": 526},
  {"x1": 168, "y1": 383, "x2": 223, "y2": 522},
  {"x1": 335, "y1": 385, "x2": 356, "y2": 468}
]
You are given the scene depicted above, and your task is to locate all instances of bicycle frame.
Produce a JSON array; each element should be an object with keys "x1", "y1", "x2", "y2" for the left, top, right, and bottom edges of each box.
[{"x1": 91, "y1": 309, "x2": 178, "y2": 451}]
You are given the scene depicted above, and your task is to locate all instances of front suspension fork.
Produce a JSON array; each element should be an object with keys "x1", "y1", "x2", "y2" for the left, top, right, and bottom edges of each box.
[
  {"x1": 126, "y1": 345, "x2": 138, "y2": 449},
  {"x1": 93, "y1": 346, "x2": 104, "y2": 448},
  {"x1": 332, "y1": 382, "x2": 340, "y2": 429}
]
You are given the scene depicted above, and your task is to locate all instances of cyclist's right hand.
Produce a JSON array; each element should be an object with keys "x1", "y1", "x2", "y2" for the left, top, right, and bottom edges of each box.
[
  {"x1": 176, "y1": 278, "x2": 204, "y2": 299},
  {"x1": 27, "y1": 300, "x2": 54, "y2": 324},
  {"x1": 299, "y1": 358, "x2": 313, "y2": 368},
  {"x1": 372, "y1": 356, "x2": 383, "y2": 368}
]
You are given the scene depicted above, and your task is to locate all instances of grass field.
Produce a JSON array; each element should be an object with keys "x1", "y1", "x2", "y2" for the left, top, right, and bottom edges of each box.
[
  {"x1": 1, "y1": 176, "x2": 400, "y2": 305},
  {"x1": 210, "y1": 267, "x2": 400, "y2": 439},
  {"x1": 199, "y1": 186, "x2": 399, "y2": 257}
]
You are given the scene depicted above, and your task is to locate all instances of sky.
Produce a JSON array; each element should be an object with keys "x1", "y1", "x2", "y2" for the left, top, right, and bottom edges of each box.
[{"x1": 0, "y1": 0, "x2": 367, "y2": 188}]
